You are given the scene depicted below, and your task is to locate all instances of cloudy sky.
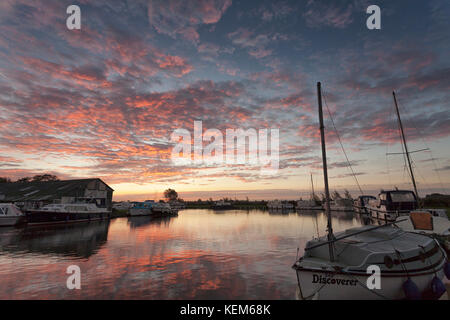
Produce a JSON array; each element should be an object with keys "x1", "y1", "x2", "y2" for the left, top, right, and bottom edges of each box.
[{"x1": 0, "y1": 0, "x2": 449, "y2": 200}]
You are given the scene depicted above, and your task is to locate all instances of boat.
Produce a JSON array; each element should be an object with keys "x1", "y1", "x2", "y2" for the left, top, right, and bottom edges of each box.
[
  {"x1": 366, "y1": 189, "x2": 418, "y2": 221},
  {"x1": 395, "y1": 210, "x2": 450, "y2": 255},
  {"x1": 353, "y1": 195, "x2": 376, "y2": 214},
  {"x1": 330, "y1": 197, "x2": 354, "y2": 212},
  {"x1": 292, "y1": 82, "x2": 449, "y2": 300},
  {"x1": 169, "y1": 200, "x2": 186, "y2": 210},
  {"x1": 212, "y1": 200, "x2": 233, "y2": 210},
  {"x1": 26, "y1": 203, "x2": 110, "y2": 225},
  {"x1": 0, "y1": 203, "x2": 26, "y2": 226},
  {"x1": 129, "y1": 201, "x2": 154, "y2": 216},
  {"x1": 113, "y1": 201, "x2": 133, "y2": 210},
  {"x1": 152, "y1": 202, "x2": 178, "y2": 216},
  {"x1": 129, "y1": 201, "x2": 178, "y2": 217},
  {"x1": 267, "y1": 200, "x2": 293, "y2": 211},
  {"x1": 297, "y1": 174, "x2": 323, "y2": 211}
]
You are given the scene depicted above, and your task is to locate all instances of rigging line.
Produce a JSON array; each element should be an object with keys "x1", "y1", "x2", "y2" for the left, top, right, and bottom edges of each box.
[
  {"x1": 428, "y1": 149, "x2": 446, "y2": 194},
  {"x1": 396, "y1": 98, "x2": 442, "y2": 194},
  {"x1": 321, "y1": 89, "x2": 364, "y2": 195}
]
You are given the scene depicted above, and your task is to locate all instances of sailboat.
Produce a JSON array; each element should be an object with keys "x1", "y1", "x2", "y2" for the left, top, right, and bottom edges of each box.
[
  {"x1": 297, "y1": 174, "x2": 323, "y2": 211},
  {"x1": 292, "y1": 83, "x2": 449, "y2": 300}
]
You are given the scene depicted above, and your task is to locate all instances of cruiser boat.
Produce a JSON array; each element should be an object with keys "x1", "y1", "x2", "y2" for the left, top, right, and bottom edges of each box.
[
  {"x1": 366, "y1": 189, "x2": 418, "y2": 221},
  {"x1": 129, "y1": 201, "x2": 154, "y2": 216},
  {"x1": 212, "y1": 200, "x2": 233, "y2": 210},
  {"x1": 297, "y1": 199, "x2": 322, "y2": 211},
  {"x1": 0, "y1": 203, "x2": 25, "y2": 226},
  {"x1": 293, "y1": 83, "x2": 449, "y2": 300},
  {"x1": 26, "y1": 203, "x2": 110, "y2": 225},
  {"x1": 330, "y1": 197, "x2": 354, "y2": 212},
  {"x1": 267, "y1": 200, "x2": 294, "y2": 210},
  {"x1": 151, "y1": 202, "x2": 177, "y2": 216},
  {"x1": 353, "y1": 195, "x2": 377, "y2": 214}
]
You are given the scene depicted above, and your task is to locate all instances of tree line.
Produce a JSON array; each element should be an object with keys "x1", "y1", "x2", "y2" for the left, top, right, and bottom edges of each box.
[{"x1": 0, "y1": 174, "x2": 59, "y2": 183}]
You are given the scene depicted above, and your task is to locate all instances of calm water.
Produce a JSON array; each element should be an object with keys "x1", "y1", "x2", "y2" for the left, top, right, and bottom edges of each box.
[{"x1": 0, "y1": 209, "x2": 369, "y2": 299}]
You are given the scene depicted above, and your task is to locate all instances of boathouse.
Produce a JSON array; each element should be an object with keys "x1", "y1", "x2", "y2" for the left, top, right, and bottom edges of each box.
[{"x1": 0, "y1": 178, "x2": 113, "y2": 210}]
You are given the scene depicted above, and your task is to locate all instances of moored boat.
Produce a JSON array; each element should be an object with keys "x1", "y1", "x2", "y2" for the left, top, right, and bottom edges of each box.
[
  {"x1": 293, "y1": 83, "x2": 449, "y2": 300},
  {"x1": 26, "y1": 203, "x2": 110, "y2": 225},
  {"x1": 366, "y1": 189, "x2": 418, "y2": 221},
  {"x1": 129, "y1": 201, "x2": 154, "y2": 216},
  {"x1": 353, "y1": 195, "x2": 376, "y2": 214},
  {"x1": 0, "y1": 203, "x2": 26, "y2": 226},
  {"x1": 330, "y1": 197, "x2": 354, "y2": 212},
  {"x1": 212, "y1": 200, "x2": 233, "y2": 210},
  {"x1": 395, "y1": 210, "x2": 450, "y2": 255}
]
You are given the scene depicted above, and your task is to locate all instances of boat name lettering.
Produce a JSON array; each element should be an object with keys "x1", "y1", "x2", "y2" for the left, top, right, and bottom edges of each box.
[{"x1": 312, "y1": 274, "x2": 357, "y2": 286}]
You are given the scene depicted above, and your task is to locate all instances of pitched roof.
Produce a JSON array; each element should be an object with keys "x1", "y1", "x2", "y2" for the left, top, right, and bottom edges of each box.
[{"x1": 0, "y1": 178, "x2": 113, "y2": 202}]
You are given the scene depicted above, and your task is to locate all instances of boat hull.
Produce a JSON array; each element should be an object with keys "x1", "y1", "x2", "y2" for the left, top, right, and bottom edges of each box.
[
  {"x1": 25, "y1": 211, "x2": 110, "y2": 225},
  {"x1": 129, "y1": 208, "x2": 153, "y2": 216},
  {"x1": 0, "y1": 216, "x2": 25, "y2": 227},
  {"x1": 295, "y1": 261, "x2": 446, "y2": 300}
]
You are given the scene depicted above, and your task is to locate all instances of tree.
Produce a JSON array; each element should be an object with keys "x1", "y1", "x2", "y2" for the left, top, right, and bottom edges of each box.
[
  {"x1": 16, "y1": 177, "x2": 31, "y2": 183},
  {"x1": 164, "y1": 188, "x2": 178, "y2": 202},
  {"x1": 0, "y1": 177, "x2": 11, "y2": 183},
  {"x1": 32, "y1": 174, "x2": 59, "y2": 182}
]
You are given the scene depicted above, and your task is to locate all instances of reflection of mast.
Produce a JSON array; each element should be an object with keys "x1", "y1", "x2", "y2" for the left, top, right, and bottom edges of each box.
[
  {"x1": 317, "y1": 82, "x2": 334, "y2": 262},
  {"x1": 392, "y1": 92, "x2": 419, "y2": 201}
]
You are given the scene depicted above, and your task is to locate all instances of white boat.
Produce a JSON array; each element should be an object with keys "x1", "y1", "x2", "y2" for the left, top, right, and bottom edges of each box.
[
  {"x1": 297, "y1": 199, "x2": 322, "y2": 210},
  {"x1": 212, "y1": 200, "x2": 233, "y2": 210},
  {"x1": 294, "y1": 225, "x2": 447, "y2": 300},
  {"x1": 26, "y1": 203, "x2": 110, "y2": 225},
  {"x1": 152, "y1": 202, "x2": 178, "y2": 216},
  {"x1": 330, "y1": 197, "x2": 354, "y2": 212},
  {"x1": 129, "y1": 201, "x2": 154, "y2": 216},
  {"x1": 113, "y1": 201, "x2": 133, "y2": 210},
  {"x1": 297, "y1": 174, "x2": 323, "y2": 211},
  {"x1": 293, "y1": 83, "x2": 449, "y2": 300},
  {"x1": 353, "y1": 195, "x2": 376, "y2": 214},
  {"x1": 267, "y1": 200, "x2": 293, "y2": 210},
  {"x1": 0, "y1": 203, "x2": 25, "y2": 226},
  {"x1": 395, "y1": 210, "x2": 450, "y2": 254},
  {"x1": 366, "y1": 189, "x2": 418, "y2": 221}
]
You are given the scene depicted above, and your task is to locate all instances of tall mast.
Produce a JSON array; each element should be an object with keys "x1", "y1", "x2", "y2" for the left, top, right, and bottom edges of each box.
[
  {"x1": 317, "y1": 82, "x2": 334, "y2": 262},
  {"x1": 392, "y1": 91, "x2": 419, "y2": 201},
  {"x1": 310, "y1": 173, "x2": 315, "y2": 199}
]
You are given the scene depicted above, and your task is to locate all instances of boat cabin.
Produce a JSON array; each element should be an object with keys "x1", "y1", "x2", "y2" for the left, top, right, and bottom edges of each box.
[
  {"x1": 355, "y1": 195, "x2": 376, "y2": 207},
  {"x1": 372, "y1": 190, "x2": 418, "y2": 212}
]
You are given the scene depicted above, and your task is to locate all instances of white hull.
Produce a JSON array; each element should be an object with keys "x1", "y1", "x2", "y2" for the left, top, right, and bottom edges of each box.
[
  {"x1": 295, "y1": 264, "x2": 446, "y2": 300},
  {"x1": 330, "y1": 206, "x2": 354, "y2": 212},
  {"x1": 0, "y1": 216, "x2": 23, "y2": 226},
  {"x1": 129, "y1": 208, "x2": 153, "y2": 216},
  {"x1": 297, "y1": 207, "x2": 323, "y2": 211}
]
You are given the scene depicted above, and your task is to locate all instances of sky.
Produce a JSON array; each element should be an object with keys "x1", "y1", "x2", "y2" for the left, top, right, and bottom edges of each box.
[{"x1": 0, "y1": 0, "x2": 449, "y2": 201}]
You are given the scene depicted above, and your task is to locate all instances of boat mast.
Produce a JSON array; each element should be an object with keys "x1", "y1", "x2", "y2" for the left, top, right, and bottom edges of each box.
[
  {"x1": 310, "y1": 173, "x2": 315, "y2": 199},
  {"x1": 392, "y1": 91, "x2": 419, "y2": 201},
  {"x1": 317, "y1": 82, "x2": 335, "y2": 262}
]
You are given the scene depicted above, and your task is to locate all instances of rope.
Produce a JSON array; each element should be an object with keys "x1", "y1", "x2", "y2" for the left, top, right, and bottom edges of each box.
[{"x1": 322, "y1": 89, "x2": 364, "y2": 195}]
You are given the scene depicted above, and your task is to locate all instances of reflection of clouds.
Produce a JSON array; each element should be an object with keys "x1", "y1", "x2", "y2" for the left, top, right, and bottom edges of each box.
[{"x1": 0, "y1": 210, "x2": 364, "y2": 299}]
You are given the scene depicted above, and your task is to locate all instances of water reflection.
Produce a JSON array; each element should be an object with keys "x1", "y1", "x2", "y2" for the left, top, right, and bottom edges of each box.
[
  {"x1": 0, "y1": 209, "x2": 365, "y2": 299},
  {"x1": 0, "y1": 221, "x2": 109, "y2": 258}
]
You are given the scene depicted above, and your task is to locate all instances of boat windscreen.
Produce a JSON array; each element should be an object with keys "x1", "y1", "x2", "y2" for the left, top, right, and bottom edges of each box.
[{"x1": 390, "y1": 192, "x2": 416, "y2": 202}]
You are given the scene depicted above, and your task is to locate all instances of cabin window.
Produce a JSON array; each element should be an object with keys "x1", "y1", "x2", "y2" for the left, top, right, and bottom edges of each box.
[{"x1": 390, "y1": 192, "x2": 415, "y2": 202}]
